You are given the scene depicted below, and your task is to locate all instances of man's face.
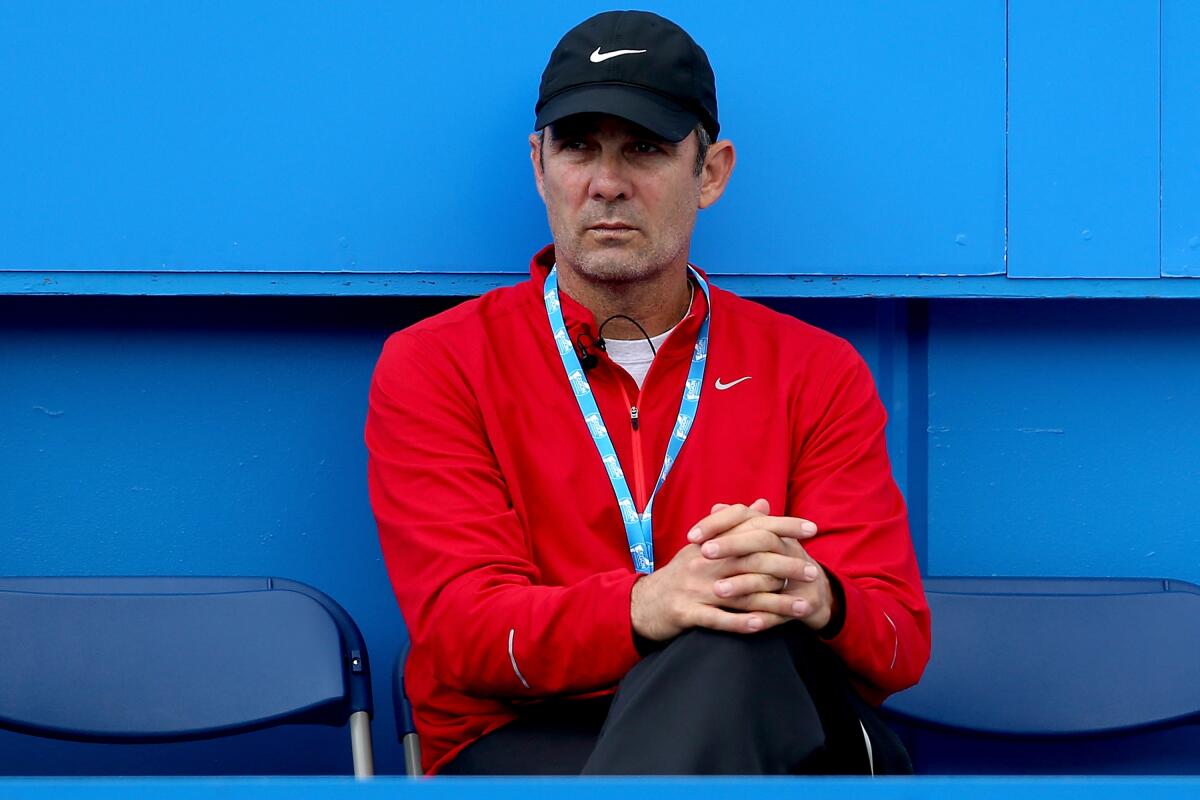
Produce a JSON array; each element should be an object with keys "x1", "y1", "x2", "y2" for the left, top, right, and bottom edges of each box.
[{"x1": 531, "y1": 114, "x2": 703, "y2": 284}]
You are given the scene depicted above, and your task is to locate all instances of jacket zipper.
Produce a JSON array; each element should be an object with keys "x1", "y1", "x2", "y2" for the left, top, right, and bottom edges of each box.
[{"x1": 617, "y1": 381, "x2": 648, "y2": 511}]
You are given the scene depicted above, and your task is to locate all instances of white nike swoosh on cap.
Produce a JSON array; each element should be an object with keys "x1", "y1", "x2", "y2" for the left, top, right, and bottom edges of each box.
[
  {"x1": 714, "y1": 376, "x2": 752, "y2": 390},
  {"x1": 590, "y1": 46, "x2": 648, "y2": 63}
]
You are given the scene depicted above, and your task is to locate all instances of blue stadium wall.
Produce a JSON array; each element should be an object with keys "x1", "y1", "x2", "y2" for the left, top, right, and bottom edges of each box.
[{"x1": 3, "y1": 1, "x2": 1199, "y2": 776}]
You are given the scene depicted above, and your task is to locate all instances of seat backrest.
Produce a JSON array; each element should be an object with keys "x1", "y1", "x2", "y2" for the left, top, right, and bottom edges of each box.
[
  {"x1": 883, "y1": 576, "x2": 1200, "y2": 774},
  {"x1": 0, "y1": 577, "x2": 370, "y2": 746}
]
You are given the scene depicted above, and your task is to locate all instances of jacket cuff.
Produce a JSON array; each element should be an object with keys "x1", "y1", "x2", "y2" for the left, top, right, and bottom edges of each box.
[
  {"x1": 818, "y1": 565, "x2": 864, "y2": 651},
  {"x1": 817, "y1": 566, "x2": 848, "y2": 640},
  {"x1": 607, "y1": 570, "x2": 647, "y2": 670}
]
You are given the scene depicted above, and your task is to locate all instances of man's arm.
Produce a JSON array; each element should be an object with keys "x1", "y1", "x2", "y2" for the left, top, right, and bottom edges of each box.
[
  {"x1": 790, "y1": 341, "x2": 930, "y2": 699},
  {"x1": 683, "y1": 342, "x2": 931, "y2": 701},
  {"x1": 366, "y1": 330, "x2": 642, "y2": 698}
]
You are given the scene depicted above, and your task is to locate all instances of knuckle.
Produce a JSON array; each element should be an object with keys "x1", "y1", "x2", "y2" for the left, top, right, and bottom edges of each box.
[
  {"x1": 747, "y1": 592, "x2": 772, "y2": 608},
  {"x1": 748, "y1": 554, "x2": 772, "y2": 573}
]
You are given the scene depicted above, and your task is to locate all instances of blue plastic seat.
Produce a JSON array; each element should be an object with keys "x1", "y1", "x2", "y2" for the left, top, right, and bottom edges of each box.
[
  {"x1": 883, "y1": 576, "x2": 1200, "y2": 774},
  {"x1": 0, "y1": 577, "x2": 373, "y2": 777}
]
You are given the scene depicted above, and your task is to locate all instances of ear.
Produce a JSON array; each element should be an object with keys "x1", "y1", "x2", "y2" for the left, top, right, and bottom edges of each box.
[
  {"x1": 529, "y1": 132, "x2": 546, "y2": 202},
  {"x1": 698, "y1": 139, "x2": 736, "y2": 209}
]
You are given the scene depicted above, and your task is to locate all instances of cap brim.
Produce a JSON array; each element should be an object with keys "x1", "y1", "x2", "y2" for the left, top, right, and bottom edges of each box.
[{"x1": 535, "y1": 84, "x2": 699, "y2": 143}]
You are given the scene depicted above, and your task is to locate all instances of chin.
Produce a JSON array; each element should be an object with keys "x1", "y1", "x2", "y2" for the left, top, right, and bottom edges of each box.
[
  {"x1": 552, "y1": 230, "x2": 684, "y2": 285},
  {"x1": 573, "y1": 254, "x2": 660, "y2": 284}
]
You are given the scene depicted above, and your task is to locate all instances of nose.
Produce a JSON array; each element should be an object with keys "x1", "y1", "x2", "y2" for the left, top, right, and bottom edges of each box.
[{"x1": 588, "y1": 151, "x2": 631, "y2": 202}]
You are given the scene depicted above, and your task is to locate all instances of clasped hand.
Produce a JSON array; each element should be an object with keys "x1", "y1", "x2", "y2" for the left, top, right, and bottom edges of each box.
[{"x1": 630, "y1": 499, "x2": 832, "y2": 641}]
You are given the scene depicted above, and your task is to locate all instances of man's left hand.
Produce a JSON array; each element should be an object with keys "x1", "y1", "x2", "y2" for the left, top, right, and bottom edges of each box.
[{"x1": 687, "y1": 500, "x2": 834, "y2": 631}]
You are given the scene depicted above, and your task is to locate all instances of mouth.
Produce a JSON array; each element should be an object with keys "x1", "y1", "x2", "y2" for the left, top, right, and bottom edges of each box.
[{"x1": 587, "y1": 222, "x2": 638, "y2": 234}]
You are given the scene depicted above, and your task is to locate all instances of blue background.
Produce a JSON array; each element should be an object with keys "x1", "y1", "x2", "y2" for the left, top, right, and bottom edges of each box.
[
  {"x1": 2, "y1": 0, "x2": 1004, "y2": 276},
  {"x1": 3, "y1": 0, "x2": 1200, "y2": 778}
]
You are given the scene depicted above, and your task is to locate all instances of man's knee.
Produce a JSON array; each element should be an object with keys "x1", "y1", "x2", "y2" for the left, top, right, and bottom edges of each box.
[
  {"x1": 590, "y1": 625, "x2": 840, "y2": 774},
  {"x1": 619, "y1": 624, "x2": 830, "y2": 722},
  {"x1": 654, "y1": 624, "x2": 831, "y2": 681},
  {"x1": 659, "y1": 624, "x2": 795, "y2": 662}
]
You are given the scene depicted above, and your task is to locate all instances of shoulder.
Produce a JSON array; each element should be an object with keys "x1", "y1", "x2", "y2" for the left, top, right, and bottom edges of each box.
[
  {"x1": 371, "y1": 280, "x2": 544, "y2": 407},
  {"x1": 379, "y1": 279, "x2": 541, "y2": 364},
  {"x1": 708, "y1": 285, "x2": 875, "y2": 419},
  {"x1": 711, "y1": 284, "x2": 858, "y2": 364}
]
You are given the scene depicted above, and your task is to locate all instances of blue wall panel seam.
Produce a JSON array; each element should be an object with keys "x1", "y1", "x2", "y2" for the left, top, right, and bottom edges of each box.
[
  {"x1": 1004, "y1": 0, "x2": 1010, "y2": 276},
  {"x1": 907, "y1": 300, "x2": 930, "y2": 573},
  {"x1": 1146, "y1": 0, "x2": 1162, "y2": 279}
]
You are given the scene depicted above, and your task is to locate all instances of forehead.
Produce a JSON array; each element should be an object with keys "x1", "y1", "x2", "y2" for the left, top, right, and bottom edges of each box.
[{"x1": 547, "y1": 113, "x2": 669, "y2": 142}]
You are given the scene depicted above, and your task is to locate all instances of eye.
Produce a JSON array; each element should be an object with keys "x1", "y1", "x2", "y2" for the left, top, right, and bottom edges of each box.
[
  {"x1": 560, "y1": 138, "x2": 589, "y2": 151},
  {"x1": 630, "y1": 141, "x2": 661, "y2": 154}
]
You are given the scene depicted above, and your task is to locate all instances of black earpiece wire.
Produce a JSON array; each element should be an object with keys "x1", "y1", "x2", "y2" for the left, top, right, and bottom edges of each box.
[{"x1": 596, "y1": 314, "x2": 657, "y2": 356}]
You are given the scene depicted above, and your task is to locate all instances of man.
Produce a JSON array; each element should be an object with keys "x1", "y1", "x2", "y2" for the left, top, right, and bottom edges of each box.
[{"x1": 366, "y1": 10, "x2": 929, "y2": 775}]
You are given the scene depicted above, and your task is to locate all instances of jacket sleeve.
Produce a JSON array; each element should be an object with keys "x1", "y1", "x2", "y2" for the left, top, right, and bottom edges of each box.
[
  {"x1": 365, "y1": 329, "x2": 642, "y2": 699},
  {"x1": 789, "y1": 340, "x2": 931, "y2": 704}
]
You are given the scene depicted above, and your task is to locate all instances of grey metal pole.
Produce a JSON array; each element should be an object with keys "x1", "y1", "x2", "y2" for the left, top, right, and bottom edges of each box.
[
  {"x1": 403, "y1": 732, "x2": 424, "y2": 777},
  {"x1": 350, "y1": 710, "x2": 375, "y2": 778}
]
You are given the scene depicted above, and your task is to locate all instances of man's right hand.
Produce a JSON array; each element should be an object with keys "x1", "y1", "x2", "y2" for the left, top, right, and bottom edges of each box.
[{"x1": 630, "y1": 500, "x2": 796, "y2": 641}]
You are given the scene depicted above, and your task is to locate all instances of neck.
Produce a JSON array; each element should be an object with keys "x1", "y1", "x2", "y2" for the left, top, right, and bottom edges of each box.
[{"x1": 556, "y1": 265, "x2": 693, "y2": 340}]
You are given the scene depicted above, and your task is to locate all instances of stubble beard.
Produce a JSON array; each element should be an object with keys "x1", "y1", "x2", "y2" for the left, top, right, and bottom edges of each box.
[{"x1": 548, "y1": 199, "x2": 699, "y2": 287}]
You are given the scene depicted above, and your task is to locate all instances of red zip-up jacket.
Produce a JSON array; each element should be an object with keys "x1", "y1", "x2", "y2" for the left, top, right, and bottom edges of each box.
[{"x1": 366, "y1": 246, "x2": 930, "y2": 774}]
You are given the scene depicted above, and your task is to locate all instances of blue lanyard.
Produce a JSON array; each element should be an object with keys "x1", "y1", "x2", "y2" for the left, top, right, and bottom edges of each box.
[{"x1": 544, "y1": 266, "x2": 711, "y2": 574}]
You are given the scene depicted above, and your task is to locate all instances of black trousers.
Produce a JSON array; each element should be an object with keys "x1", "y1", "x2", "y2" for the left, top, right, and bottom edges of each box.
[{"x1": 441, "y1": 624, "x2": 912, "y2": 775}]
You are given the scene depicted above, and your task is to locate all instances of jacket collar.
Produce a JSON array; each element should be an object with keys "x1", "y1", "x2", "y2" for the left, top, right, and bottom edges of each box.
[{"x1": 529, "y1": 244, "x2": 711, "y2": 366}]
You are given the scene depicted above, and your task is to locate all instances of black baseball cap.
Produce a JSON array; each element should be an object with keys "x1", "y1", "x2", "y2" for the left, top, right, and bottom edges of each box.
[{"x1": 535, "y1": 10, "x2": 719, "y2": 143}]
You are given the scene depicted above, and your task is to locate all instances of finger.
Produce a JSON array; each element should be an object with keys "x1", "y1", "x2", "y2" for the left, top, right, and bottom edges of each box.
[
  {"x1": 689, "y1": 604, "x2": 790, "y2": 635},
  {"x1": 787, "y1": 595, "x2": 823, "y2": 621},
  {"x1": 721, "y1": 583, "x2": 830, "y2": 622},
  {"x1": 721, "y1": 591, "x2": 812, "y2": 619},
  {"x1": 685, "y1": 503, "x2": 766, "y2": 544},
  {"x1": 715, "y1": 498, "x2": 769, "y2": 516},
  {"x1": 712, "y1": 572, "x2": 785, "y2": 599},
  {"x1": 731, "y1": 514, "x2": 819, "y2": 541},
  {"x1": 761, "y1": 515, "x2": 819, "y2": 539},
  {"x1": 700, "y1": 528, "x2": 787, "y2": 560},
  {"x1": 775, "y1": 535, "x2": 815, "y2": 563},
  {"x1": 727, "y1": 552, "x2": 823, "y2": 583}
]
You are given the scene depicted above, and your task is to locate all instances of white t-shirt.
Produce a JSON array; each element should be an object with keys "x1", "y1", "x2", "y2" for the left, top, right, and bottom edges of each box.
[
  {"x1": 604, "y1": 326, "x2": 676, "y2": 390},
  {"x1": 601, "y1": 282, "x2": 695, "y2": 389}
]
